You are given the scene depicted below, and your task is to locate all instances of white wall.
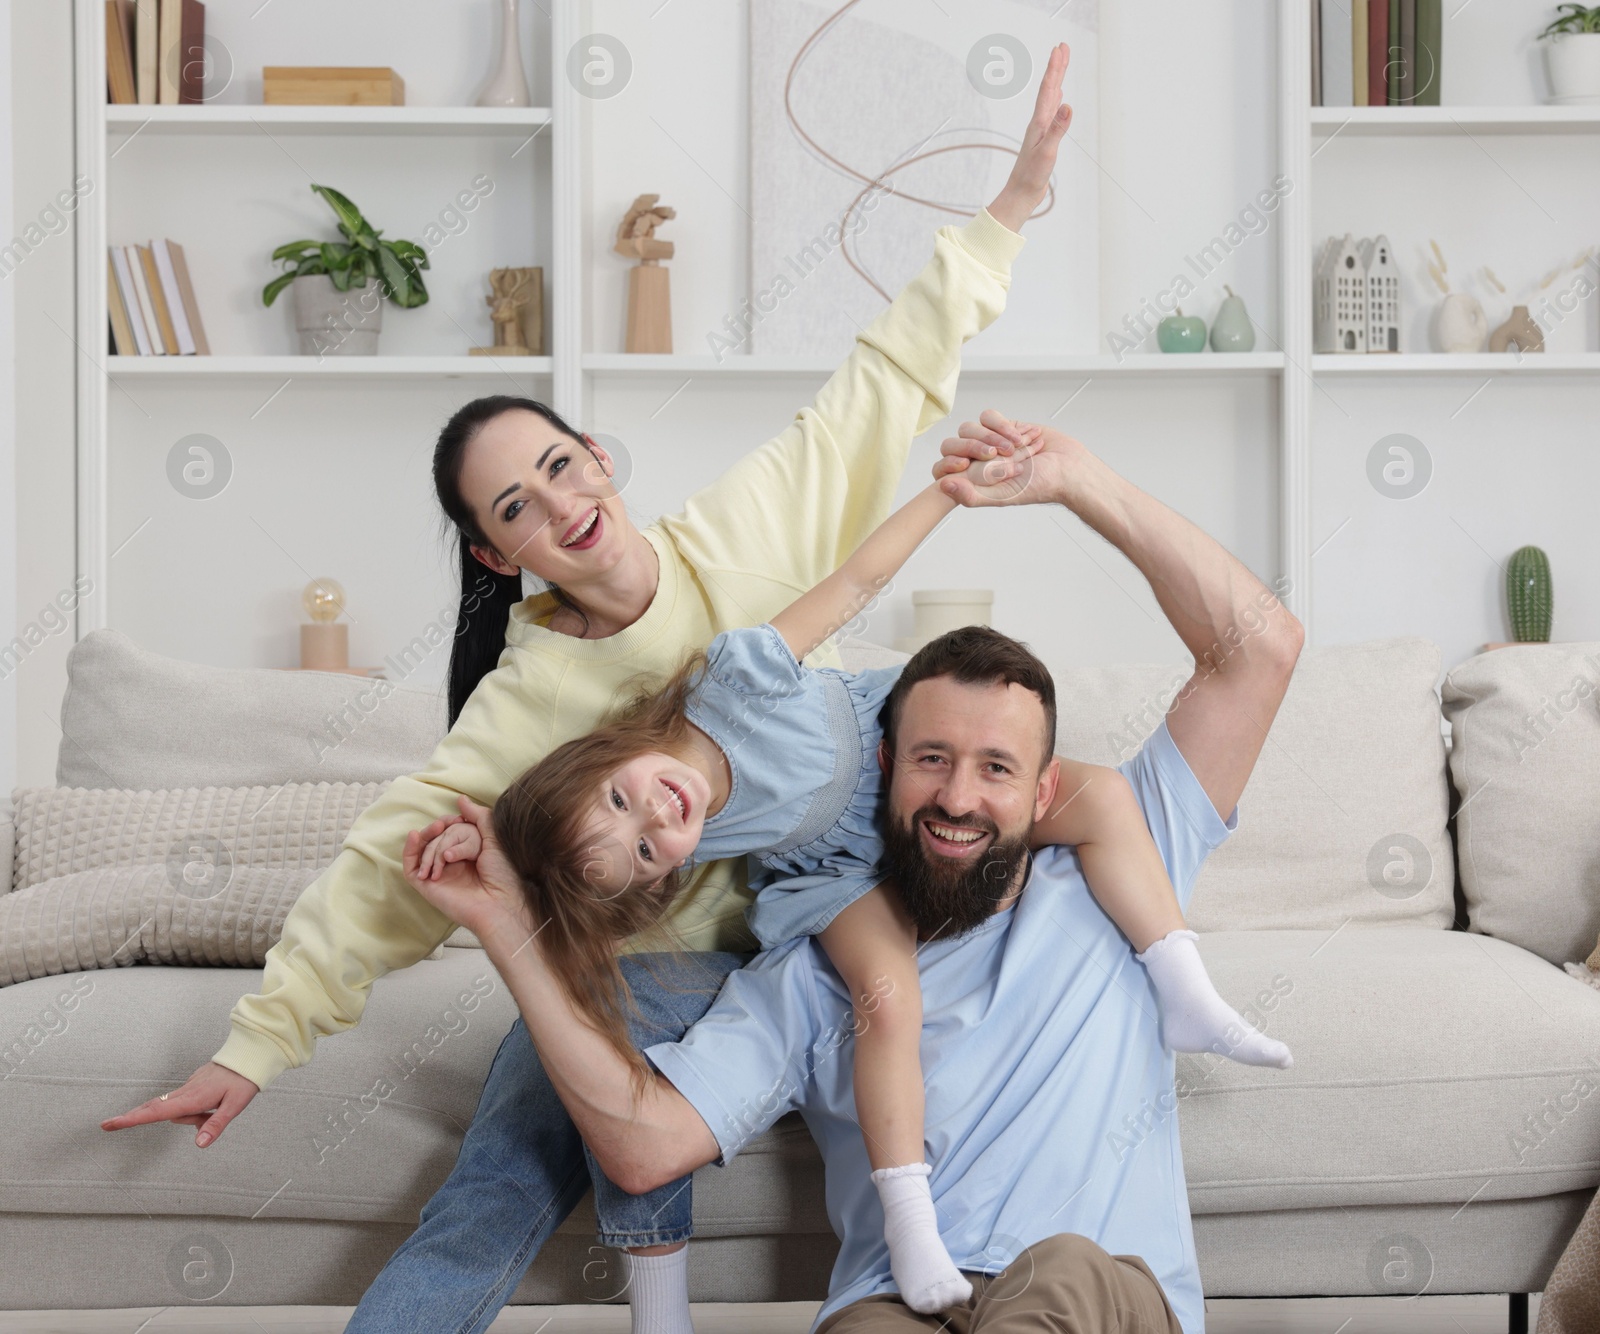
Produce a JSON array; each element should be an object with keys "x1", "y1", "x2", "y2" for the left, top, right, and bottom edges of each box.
[
  {"x1": 0, "y1": 0, "x2": 14, "y2": 795},
  {"x1": 580, "y1": 0, "x2": 1281, "y2": 670},
  {"x1": 7, "y1": 0, "x2": 75, "y2": 788},
  {"x1": 23, "y1": 1, "x2": 1600, "y2": 740}
]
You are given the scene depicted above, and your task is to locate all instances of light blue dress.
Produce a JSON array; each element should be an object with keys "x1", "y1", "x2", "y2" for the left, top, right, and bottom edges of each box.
[{"x1": 680, "y1": 623, "x2": 902, "y2": 950}]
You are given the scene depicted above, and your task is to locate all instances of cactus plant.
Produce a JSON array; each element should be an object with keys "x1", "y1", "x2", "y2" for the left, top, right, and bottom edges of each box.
[{"x1": 1506, "y1": 545, "x2": 1553, "y2": 642}]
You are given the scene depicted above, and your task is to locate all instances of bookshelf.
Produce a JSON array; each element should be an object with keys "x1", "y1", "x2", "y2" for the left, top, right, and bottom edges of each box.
[{"x1": 67, "y1": 1, "x2": 1600, "y2": 671}]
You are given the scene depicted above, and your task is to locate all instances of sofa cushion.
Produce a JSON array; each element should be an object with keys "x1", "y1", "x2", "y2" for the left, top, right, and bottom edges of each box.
[
  {"x1": 1177, "y1": 928, "x2": 1600, "y2": 1213},
  {"x1": 7, "y1": 931, "x2": 1596, "y2": 1227},
  {"x1": 849, "y1": 636, "x2": 1454, "y2": 932},
  {"x1": 1441, "y1": 642, "x2": 1600, "y2": 966},
  {"x1": 55, "y1": 629, "x2": 446, "y2": 790}
]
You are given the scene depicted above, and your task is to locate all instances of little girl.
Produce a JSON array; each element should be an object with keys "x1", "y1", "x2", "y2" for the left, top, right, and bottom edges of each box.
[{"x1": 409, "y1": 456, "x2": 1293, "y2": 1322}]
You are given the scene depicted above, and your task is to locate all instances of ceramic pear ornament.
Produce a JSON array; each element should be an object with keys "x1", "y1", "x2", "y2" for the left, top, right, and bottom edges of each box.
[
  {"x1": 1157, "y1": 307, "x2": 1207, "y2": 353},
  {"x1": 1209, "y1": 285, "x2": 1256, "y2": 352}
]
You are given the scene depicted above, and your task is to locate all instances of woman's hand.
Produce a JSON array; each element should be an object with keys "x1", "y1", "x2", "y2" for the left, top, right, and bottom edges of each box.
[
  {"x1": 986, "y1": 42, "x2": 1074, "y2": 232},
  {"x1": 934, "y1": 411, "x2": 1083, "y2": 509},
  {"x1": 100, "y1": 1061, "x2": 259, "y2": 1149},
  {"x1": 402, "y1": 795, "x2": 537, "y2": 948}
]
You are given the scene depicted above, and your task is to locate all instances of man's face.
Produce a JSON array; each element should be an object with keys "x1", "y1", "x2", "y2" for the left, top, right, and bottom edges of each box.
[{"x1": 879, "y1": 676, "x2": 1060, "y2": 941}]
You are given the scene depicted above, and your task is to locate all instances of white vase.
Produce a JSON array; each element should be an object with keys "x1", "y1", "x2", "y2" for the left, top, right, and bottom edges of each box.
[
  {"x1": 895, "y1": 589, "x2": 995, "y2": 654},
  {"x1": 1432, "y1": 293, "x2": 1487, "y2": 354},
  {"x1": 477, "y1": 0, "x2": 531, "y2": 108},
  {"x1": 1545, "y1": 32, "x2": 1600, "y2": 103}
]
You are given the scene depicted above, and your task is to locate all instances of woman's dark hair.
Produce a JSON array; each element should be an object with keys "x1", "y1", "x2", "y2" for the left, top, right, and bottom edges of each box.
[{"x1": 433, "y1": 396, "x2": 596, "y2": 726}]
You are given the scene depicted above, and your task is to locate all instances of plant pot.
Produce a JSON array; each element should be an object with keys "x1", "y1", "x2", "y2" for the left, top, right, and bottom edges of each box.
[
  {"x1": 1545, "y1": 32, "x2": 1600, "y2": 103},
  {"x1": 291, "y1": 273, "x2": 383, "y2": 356}
]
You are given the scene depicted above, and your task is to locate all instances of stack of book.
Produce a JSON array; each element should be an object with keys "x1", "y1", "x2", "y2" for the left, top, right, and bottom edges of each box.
[
  {"x1": 105, "y1": 0, "x2": 206, "y2": 105},
  {"x1": 108, "y1": 241, "x2": 210, "y2": 356},
  {"x1": 1314, "y1": 0, "x2": 1442, "y2": 107}
]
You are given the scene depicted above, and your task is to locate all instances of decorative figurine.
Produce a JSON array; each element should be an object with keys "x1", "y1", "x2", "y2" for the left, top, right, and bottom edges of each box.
[
  {"x1": 1209, "y1": 284, "x2": 1256, "y2": 352},
  {"x1": 469, "y1": 266, "x2": 545, "y2": 356},
  {"x1": 1157, "y1": 307, "x2": 1207, "y2": 353},
  {"x1": 613, "y1": 193, "x2": 675, "y2": 354}
]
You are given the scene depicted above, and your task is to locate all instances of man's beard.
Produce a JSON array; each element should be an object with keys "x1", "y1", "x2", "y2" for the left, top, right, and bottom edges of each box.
[{"x1": 880, "y1": 803, "x2": 1032, "y2": 942}]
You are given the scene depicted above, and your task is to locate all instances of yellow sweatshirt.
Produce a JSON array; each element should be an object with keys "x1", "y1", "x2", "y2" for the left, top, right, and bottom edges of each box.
[{"x1": 213, "y1": 208, "x2": 1026, "y2": 1091}]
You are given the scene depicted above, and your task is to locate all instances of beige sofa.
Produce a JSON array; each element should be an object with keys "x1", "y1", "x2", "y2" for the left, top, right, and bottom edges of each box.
[{"x1": 2, "y1": 628, "x2": 1597, "y2": 1322}]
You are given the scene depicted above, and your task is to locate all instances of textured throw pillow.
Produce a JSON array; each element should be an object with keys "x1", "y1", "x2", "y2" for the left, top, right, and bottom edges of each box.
[
  {"x1": 0, "y1": 780, "x2": 466, "y2": 987},
  {"x1": 0, "y1": 864, "x2": 320, "y2": 986},
  {"x1": 1441, "y1": 641, "x2": 1600, "y2": 967}
]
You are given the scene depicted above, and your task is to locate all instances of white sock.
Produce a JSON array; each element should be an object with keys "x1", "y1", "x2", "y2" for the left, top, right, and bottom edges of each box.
[
  {"x1": 626, "y1": 1247, "x2": 695, "y2": 1334},
  {"x1": 1135, "y1": 929, "x2": 1293, "y2": 1069},
  {"x1": 870, "y1": 1162, "x2": 973, "y2": 1314}
]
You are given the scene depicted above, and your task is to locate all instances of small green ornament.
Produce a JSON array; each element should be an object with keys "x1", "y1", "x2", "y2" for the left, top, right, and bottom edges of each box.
[
  {"x1": 1209, "y1": 284, "x2": 1256, "y2": 352},
  {"x1": 1157, "y1": 307, "x2": 1207, "y2": 353},
  {"x1": 1506, "y1": 545, "x2": 1553, "y2": 643}
]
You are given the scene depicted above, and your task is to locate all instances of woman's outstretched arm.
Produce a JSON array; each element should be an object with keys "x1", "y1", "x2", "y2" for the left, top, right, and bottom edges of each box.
[{"x1": 658, "y1": 46, "x2": 1073, "y2": 614}]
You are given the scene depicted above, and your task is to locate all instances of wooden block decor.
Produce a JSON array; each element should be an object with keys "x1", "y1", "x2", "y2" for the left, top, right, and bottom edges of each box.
[
  {"x1": 263, "y1": 66, "x2": 406, "y2": 106},
  {"x1": 626, "y1": 265, "x2": 671, "y2": 354}
]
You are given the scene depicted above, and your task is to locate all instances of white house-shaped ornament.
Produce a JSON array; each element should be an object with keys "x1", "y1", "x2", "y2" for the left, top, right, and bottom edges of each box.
[
  {"x1": 1359, "y1": 234, "x2": 1400, "y2": 353},
  {"x1": 1314, "y1": 233, "x2": 1367, "y2": 353}
]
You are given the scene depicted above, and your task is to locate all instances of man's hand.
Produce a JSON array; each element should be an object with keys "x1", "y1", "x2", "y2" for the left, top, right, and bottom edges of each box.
[
  {"x1": 934, "y1": 410, "x2": 1082, "y2": 508},
  {"x1": 402, "y1": 795, "x2": 537, "y2": 949},
  {"x1": 986, "y1": 43, "x2": 1073, "y2": 233},
  {"x1": 100, "y1": 1061, "x2": 259, "y2": 1149}
]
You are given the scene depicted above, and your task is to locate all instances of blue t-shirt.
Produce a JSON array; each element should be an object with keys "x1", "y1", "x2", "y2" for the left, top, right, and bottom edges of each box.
[{"x1": 646, "y1": 716, "x2": 1235, "y2": 1333}]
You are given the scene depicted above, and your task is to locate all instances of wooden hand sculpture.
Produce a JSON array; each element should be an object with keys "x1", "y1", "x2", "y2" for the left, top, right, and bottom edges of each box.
[{"x1": 614, "y1": 193, "x2": 674, "y2": 352}]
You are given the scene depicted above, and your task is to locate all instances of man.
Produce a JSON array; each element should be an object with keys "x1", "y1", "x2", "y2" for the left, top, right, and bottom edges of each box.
[{"x1": 412, "y1": 412, "x2": 1305, "y2": 1332}]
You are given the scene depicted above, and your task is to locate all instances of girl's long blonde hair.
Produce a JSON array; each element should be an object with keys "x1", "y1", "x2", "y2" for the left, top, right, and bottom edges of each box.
[{"x1": 490, "y1": 648, "x2": 712, "y2": 1082}]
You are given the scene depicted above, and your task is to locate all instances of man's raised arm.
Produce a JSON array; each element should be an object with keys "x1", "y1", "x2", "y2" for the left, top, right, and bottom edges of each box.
[{"x1": 937, "y1": 412, "x2": 1304, "y2": 823}]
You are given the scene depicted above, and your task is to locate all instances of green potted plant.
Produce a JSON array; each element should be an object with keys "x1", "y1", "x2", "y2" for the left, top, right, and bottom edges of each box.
[
  {"x1": 1538, "y1": 4, "x2": 1600, "y2": 103},
  {"x1": 263, "y1": 184, "x2": 429, "y2": 355}
]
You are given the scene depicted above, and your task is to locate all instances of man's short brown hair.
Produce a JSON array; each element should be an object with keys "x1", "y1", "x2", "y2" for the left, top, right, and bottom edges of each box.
[{"x1": 879, "y1": 625, "x2": 1057, "y2": 769}]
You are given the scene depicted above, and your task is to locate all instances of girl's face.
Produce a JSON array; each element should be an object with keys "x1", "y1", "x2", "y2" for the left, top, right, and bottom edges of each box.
[
  {"x1": 580, "y1": 751, "x2": 711, "y2": 896},
  {"x1": 459, "y1": 410, "x2": 628, "y2": 587}
]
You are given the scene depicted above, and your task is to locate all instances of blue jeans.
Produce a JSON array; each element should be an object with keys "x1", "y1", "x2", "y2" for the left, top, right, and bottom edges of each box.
[{"x1": 347, "y1": 950, "x2": 750, "y2": 1334}]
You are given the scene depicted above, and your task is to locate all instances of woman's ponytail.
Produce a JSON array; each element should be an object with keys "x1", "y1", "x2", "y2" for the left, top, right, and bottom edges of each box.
[
  {"x1": 433, "y1": 395, "x2": 590, "y2": 728},
  {"x1": 445, "y1": 532, "x2": 524, "y2": 729}
]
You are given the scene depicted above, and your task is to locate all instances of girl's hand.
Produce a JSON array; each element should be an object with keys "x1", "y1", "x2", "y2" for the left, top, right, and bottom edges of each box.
[
  {"x1": 934, "y1": 411, "x2": 1082, "y2": 509},
  {"x1": 417, "y1": 820, "x2": 482, "y2": 882},
  {"x1": 403, "y1": 795, "x2": 535, "y2": 944}
]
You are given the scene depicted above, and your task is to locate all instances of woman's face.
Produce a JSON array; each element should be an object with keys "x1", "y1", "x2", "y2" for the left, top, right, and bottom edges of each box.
[
  {"x1": 578, "y1": 751, "x2": 712, "y2": 896},
  {"x1": 459, "y1": 410, "x2": 628, "y2": 586}
]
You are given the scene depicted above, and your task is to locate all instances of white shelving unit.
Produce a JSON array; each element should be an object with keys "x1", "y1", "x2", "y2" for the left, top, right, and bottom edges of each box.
[
  {"x1": 73, "y1": 0, "x2": 581, "y2": 640},
  {"x1": 68, "y1": 2, "x2": 1600, "y2": 660}
]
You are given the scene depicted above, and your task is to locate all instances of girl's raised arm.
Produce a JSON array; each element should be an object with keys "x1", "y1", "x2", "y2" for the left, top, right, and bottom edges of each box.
[{"x1": 770, "y1": 429, "x2": 1042, "y2": 664}]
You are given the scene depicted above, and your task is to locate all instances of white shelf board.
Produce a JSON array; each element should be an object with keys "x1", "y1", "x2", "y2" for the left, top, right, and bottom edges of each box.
[
  {"x1": 106, "y1": 355, "x2": 553, "y2": 379},
  {"x1": 581, "y1": 352, "x2": 1286, "y2": 379},
  {"x1": 1310, "y1": 105, "x2": 1600, "y2": 137},
  {"x1": 104, "y1": 104, "x2": 553, "y2": 139},
  {"x1": 1312, "y1": 353, "x2": 1600, "y2": 376}
]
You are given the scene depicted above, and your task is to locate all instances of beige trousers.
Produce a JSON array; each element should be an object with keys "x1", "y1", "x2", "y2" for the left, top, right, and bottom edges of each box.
[{"x1": 814, "y1": 1232, "x2": 1186, "y2": 1333}]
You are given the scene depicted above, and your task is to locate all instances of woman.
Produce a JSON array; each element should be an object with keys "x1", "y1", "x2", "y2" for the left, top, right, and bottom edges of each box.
[{"x1": 101, "y1": 46, "x2": 1073, "y2": 1334}]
